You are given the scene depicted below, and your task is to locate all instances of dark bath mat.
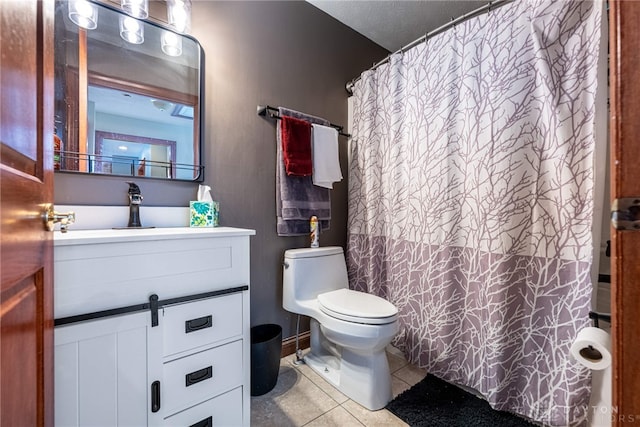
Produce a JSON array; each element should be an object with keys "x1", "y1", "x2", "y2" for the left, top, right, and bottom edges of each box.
[{"x1": 386, "y1": 374, "x2": 537, "y2": 427}]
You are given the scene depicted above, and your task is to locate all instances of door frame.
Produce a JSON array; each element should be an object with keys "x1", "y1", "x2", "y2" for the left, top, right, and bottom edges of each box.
[{"x1": 609, "y1": 1, "x2": 640, "y2": 425}]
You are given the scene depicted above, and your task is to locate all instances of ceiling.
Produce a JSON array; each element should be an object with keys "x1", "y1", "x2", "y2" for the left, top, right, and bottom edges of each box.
[{"x1": 306, "y1": 0, "x2": 486, "y2": 52}]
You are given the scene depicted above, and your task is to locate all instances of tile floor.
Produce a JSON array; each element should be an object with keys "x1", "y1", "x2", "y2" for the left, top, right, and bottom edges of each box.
[{"x1": 250, "y1": 346, "x2": 427, "y2": 426}]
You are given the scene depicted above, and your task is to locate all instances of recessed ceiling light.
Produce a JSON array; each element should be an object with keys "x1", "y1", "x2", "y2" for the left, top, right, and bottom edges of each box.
[
  {"x1": 118, "y1": 145, "x2": 128, "y2": 151},
  {"x1": 151, "y1": 99, "x2": 173, "y2": 111}
]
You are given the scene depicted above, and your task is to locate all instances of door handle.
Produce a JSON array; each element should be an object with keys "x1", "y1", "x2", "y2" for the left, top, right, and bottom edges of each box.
[
  {"x1": 43, "y1": 203, "x2": 75, "y2": 232},
  {"x1": 611, "y1": 198, "x2": 640, "y2": 230}
]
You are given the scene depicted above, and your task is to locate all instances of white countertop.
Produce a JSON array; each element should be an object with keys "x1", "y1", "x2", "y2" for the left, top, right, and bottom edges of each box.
[{"x1": 54, "y1": 226, "x2": 256, "y2": 246}]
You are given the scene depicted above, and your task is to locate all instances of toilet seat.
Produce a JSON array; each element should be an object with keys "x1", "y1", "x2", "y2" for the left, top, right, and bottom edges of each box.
[{"x1": 317, "y1": 289, "x2": 398, "y2": 325}]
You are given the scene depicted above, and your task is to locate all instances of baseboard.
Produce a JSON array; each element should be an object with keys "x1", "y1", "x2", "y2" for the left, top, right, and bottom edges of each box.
[{"x1": 281, "y1": 331, "x2": 310, "y2": 358}]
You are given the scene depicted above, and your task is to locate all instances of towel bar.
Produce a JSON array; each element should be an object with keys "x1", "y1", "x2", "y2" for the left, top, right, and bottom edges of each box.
[{"x1": 257, "y1": 105, "x2": 351, "y2": 138}]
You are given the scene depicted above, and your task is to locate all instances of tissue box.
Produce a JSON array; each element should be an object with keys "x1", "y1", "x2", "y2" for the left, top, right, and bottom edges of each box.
[{"x1": 189, "y1": 201, "x2": 219, "y2": 227}]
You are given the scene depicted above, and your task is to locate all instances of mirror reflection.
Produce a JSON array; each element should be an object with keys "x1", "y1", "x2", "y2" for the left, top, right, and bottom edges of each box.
[{"x1": 54, "y1": 0, "x2": 203, "y2": 181}]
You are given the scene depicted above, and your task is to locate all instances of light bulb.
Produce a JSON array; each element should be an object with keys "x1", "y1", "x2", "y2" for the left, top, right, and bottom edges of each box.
[
  {"x1": 167, "y1": 0, "x2": 191, "y2": 34},
  {"x1": 68, "y1": 0, "x2": 98, "y2": 30},
  {"x1": 161, "y1": 31, "x2": 182, "y2": 57},
  {"x1": 119, "y1": 16, "x2": 144, "y2": 44},
  {"x1": 121, "y1": 0, "x2": 148, "y2": 19}
]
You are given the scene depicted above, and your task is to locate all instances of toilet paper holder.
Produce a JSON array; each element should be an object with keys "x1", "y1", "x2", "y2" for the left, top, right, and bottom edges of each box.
[{"x1": 589, "y1": 311, "x2": 611, "y2": 328}]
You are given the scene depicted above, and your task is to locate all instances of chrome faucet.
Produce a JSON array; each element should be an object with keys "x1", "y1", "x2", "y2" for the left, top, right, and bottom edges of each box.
[{"x1": 126, "y1": 181, "x2": 143, "y2": 227}]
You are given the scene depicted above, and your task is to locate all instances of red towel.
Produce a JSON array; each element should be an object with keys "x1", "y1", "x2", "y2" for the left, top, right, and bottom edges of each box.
[{"x1": 281, "y1": 115, "x2": 312, "y2": 176}]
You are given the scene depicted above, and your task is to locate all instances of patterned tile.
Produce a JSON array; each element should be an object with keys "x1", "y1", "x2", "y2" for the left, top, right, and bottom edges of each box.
[
  {"x1": 252, "y1": 349, "x2": 421, "y2": 426},
  {"x1": 392, "y1": 364, "x2": 427, "y2": 387},
  {"x1": 386, "y1": 350, "x2": 409, "y2": 374},
  {"x1": 386, "y1": 345, "x2": 406, "y2": 358},
  {"x1": 341, "y1": 400, "x2": 409, "y2": 427},
  {"x1": 304, "y1": 406, "x2": 365, "y2": 427},
  {"x1": 391, "y1": 375, "x2": 411, "y2": 399},
  {"x1": 251, "y1": 366, "x2": 339, "y2": 426}
]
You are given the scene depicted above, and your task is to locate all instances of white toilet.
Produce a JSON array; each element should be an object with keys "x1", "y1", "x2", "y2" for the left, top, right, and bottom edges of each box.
[{"x1": 282, "y1": 246, "x2": 399, "y2": 410}]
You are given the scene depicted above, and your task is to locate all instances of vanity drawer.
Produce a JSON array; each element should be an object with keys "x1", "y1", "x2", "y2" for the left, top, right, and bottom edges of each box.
[
  {"x1": 162, "y1": 293, "x2": 243, "y2": 357},
  {"x1": 164, "y1": 387, "x2": 243, "y2": 426},
  {"x1": 163, "y1": 339, "x2": 243, "y2": 415}
]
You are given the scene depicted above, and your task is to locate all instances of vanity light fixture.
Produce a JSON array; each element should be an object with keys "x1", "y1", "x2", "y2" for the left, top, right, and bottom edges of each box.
[
  {"x1": 121, "y1": 0, "x2": 148, "y2": 19},
  {"x1": 119, "y1": 15, "x2": 144, "y2": 44},
  {"x1": 68, "y1": 0, "x2": 98, "y2": 30},
  {"x1": 167, "y1": 0, "x2": 191, "y2": 34},
  {"x1": 161, "y1": 31, "x2": 182, "y2": 57}
]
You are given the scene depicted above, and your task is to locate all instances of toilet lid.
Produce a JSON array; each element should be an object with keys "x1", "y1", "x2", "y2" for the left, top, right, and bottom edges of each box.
[{"x1": 317, "y1": 289, "x2": 398, "y2": 325}]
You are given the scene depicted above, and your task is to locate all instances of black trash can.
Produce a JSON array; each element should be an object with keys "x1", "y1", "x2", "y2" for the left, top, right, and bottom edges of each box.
[{"x1": 250, "y1": 324, "x2": 282, "y2": 396}]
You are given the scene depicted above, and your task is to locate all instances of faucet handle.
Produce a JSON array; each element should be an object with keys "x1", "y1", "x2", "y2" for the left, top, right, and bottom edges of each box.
[
  {"x1": 126, "y1": 181, "x2": 143, "y2": 205},
  {"x1": 126, "y1": 181, "x2": 141, "y2": 195}
]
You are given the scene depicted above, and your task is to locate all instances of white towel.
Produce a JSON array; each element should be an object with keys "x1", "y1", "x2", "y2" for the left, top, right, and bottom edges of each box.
[{"x1": 311, "y1": 124, "x2": 342, "y2": 189}]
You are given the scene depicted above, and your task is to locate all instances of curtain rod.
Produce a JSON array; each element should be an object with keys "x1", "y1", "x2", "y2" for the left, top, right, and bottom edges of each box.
[
  {"x1": 345, "y1": 0, "x2": 515, "y2": 95},
  {"x1": 257, "y1": 105, "x2": 351, "y2": 137}
]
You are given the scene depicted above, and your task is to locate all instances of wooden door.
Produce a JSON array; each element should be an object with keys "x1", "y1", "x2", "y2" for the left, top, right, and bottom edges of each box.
[
  {"x1": 610, "y1": 1, "x2": 640, "y2": 424},
  {"x1": 0, "y1": 0, "x2": 54, "y2": 426}
]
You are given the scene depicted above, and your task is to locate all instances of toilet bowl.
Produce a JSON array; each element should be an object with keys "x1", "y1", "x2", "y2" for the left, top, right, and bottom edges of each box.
[{"x1": 282, "y1": 246, "x2": 399, "y2": 410}]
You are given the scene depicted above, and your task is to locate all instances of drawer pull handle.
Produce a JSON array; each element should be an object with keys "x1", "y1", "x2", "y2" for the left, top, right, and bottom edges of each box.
[
  {"x1": 189, "y1": 416, "x2": 212, "y2": 427},
  {"x1": 185, "y1": 366, "x2": 213, "y2": 387},
  {"x1": 151, "y1": 380, "x2": 161, "y2": 413},
  {"x1": 185, "y1": 315, "x2": 213, "y2": 333}
]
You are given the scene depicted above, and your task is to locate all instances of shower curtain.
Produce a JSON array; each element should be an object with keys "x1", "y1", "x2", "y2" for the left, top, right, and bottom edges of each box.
[{"x1": 347, "y1": 1, "x2": 602, "y2": 425}]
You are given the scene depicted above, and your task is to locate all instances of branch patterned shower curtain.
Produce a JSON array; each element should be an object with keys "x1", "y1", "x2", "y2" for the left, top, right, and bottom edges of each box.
[{"x1": 347, "y1": 1, "x2": 602, "y2": 425}]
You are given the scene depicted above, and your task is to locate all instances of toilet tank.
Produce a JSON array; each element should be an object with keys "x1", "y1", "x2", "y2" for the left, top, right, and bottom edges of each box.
[{"x1": 283, "y1": 246, "x2": 348, "y2": 313}]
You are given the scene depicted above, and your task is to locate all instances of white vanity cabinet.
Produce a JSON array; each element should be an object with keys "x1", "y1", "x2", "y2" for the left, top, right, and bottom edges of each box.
[
  {"x1": 53, "y1": 227, "x2": 255, "y2": 427},
  {"x1": 55, "y1": 311, "x2": 151, "y2": 426}
]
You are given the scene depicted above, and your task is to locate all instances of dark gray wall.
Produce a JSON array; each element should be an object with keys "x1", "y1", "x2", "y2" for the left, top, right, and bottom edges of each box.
[{"x1": 54, "y1": 1, "x2": 388, "y2": 338}]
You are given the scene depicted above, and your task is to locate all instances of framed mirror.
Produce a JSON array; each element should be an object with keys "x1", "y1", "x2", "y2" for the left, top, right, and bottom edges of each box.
[{"x1": 54, "y1": 0, "x2": 204, "y2": 181}]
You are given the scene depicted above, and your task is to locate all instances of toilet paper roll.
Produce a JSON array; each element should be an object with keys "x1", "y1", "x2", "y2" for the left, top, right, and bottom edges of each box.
[{"x1": 570, "y1": 327, "x2": 612, "y2": 370}]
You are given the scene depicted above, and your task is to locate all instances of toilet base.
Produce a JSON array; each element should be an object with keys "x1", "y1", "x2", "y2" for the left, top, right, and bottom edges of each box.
[
  {"x1": 304, "y1": 321, "x2": 393, "y2": 411},
  {"x1": 304, "y1": 352, "x2": 342, "y2": 387}
]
